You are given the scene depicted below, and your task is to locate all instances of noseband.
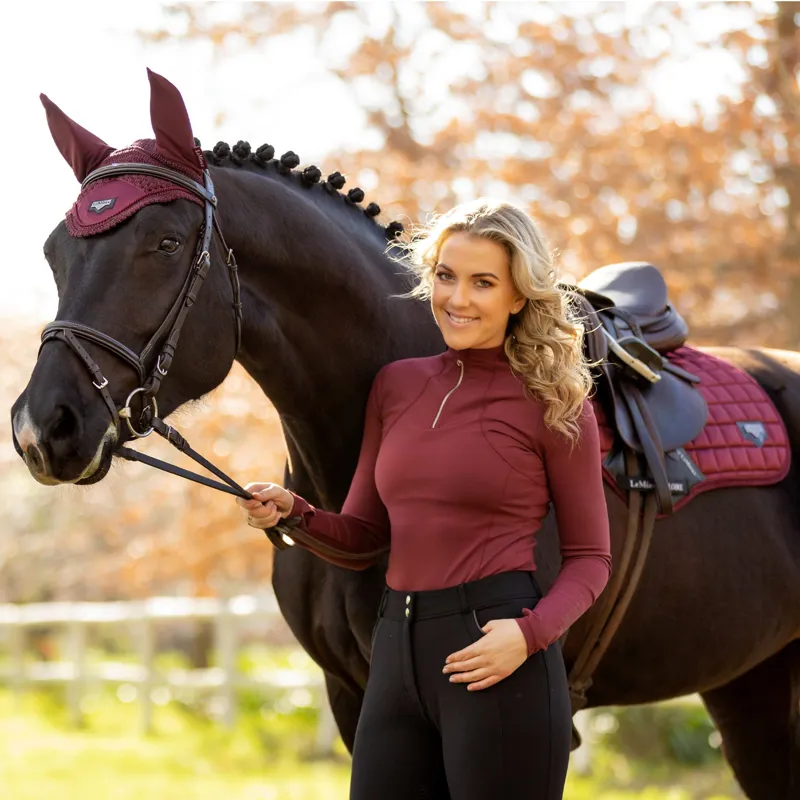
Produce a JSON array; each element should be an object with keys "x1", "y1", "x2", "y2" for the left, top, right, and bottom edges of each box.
[{"x1": 38, "y1": 161, "x2": 300, "y2": 548}]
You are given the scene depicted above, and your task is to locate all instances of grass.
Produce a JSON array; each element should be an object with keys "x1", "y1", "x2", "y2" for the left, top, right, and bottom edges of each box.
[
  {"x1": 0, "y1": 647, "x2": 744, "y2": 800},
  {"x1": 0, "y1": 688, "x2": 350, "y2": 800}
]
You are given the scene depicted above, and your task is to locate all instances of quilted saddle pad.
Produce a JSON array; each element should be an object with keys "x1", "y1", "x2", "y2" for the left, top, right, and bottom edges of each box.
[{"x1": 594, "y1": 345, "x2": 791, "y2": 515}]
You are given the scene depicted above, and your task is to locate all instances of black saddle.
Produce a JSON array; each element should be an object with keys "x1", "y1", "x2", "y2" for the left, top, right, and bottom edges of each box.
[{"x1": 563, "y1": 262, "x2": 708, "y2": 514}]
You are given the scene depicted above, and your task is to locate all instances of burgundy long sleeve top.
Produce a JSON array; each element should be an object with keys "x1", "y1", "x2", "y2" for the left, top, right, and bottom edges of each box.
[{"x1": 288, "y1": 344, "x2": 612, "y2": 656}]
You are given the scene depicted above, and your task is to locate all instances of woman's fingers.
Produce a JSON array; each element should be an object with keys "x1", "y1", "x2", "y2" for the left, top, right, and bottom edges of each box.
[
  {"x1": 247, "y1": 506, "x2": 281, "y2": 529},
  {"x1": 252, "y1": 488, "x2": 281, "y2": 504},
  {"x1": 250, "y1": 516, "x2": 279, "y2": 529},
  {"x1": 466, "y1": 675, "x2": 502, "y2": 692},
  {"x1": 442, "y1": 654, "x2": 483, "y2": 674},
  {"x1": 237, "y1": 482, "x2": 274, "y2": 510},
  {"x1": 251, "y1": 485, "x2": 292, "y2": 513},
  {"x1": 448, "y1": 667, "x2": 491, "y2": 684},
  {"x1": 249, "y1": 501, "x2": 278, "y2": 518},
  {"x1": 244, "y1": 482, "x2": 273, "y2": 495},
  {"x1": 238, "y1": 484, "x2": 290, "y2": 509},
  {"x1": 237, "y1": 497, "x2": 263, "y2": 510}
]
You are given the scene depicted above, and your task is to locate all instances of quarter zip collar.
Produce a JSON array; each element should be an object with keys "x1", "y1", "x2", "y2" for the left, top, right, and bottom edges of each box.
[
  {"x1": 432, "y1": 343, "x2": 507, "y2": 428},
  {"x1": 443, "y1": 343, "x2": 508, "y2": 370}
]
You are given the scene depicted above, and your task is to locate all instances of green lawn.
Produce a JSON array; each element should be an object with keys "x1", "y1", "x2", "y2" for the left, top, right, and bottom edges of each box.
[
  {"x1": 0, "y1": 688, "x2": 349, "y2": 800},
  {"x1": 0, "y1": 688, "x2": 743, "y2": 800}
]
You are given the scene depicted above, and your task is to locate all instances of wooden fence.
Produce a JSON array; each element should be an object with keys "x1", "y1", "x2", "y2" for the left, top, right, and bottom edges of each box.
[{"x1": 0, "y1": 594, "x2": 338, "y2": 754}]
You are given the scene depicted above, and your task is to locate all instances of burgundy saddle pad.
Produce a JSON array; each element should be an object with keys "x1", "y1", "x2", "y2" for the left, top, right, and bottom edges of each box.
[{"x1": 594, "y1": 346, "x2": 791, "y2": 515}]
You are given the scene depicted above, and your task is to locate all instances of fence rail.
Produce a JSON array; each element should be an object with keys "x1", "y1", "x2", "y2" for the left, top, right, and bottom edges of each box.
[{"x1": 0, "y1": 594, "x2": 338, "y2": 754}]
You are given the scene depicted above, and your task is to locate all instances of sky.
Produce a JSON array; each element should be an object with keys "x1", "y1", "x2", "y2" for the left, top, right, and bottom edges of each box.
[{"x1": 1, "y1": 0, "x2": 752, "y2": 324}]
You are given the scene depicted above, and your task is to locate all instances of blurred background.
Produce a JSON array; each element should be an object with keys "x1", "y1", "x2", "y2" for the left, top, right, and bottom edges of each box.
[{"x1": 1, "y1": 1, "x2": 797, "y2": 798}]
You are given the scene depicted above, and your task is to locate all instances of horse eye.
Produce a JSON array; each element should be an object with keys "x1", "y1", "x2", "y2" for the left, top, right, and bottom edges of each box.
[{"x1": 159, "y1": 238, "x2": 181, "y2": 254}]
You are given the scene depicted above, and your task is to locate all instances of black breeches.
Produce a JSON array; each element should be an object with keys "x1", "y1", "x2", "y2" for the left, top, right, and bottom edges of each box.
[{"x1": 349, "y1": 571, "x2": 572, "y2": 800}]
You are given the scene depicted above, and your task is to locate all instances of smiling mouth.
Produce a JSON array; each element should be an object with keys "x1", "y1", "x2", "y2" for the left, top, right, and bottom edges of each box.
[{"x1": 446, "y1": 311, "x2": 479, "y2": 326}]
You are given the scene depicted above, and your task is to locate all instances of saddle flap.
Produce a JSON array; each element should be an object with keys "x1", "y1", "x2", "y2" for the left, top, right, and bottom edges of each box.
[{"x1": 604, "y1": 368, "x2": 708, "y2": 453}]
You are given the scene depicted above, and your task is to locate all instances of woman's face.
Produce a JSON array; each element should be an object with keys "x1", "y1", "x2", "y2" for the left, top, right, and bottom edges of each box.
[{"x1": 431, "y1": 231, "x2": 525, "y2": 351}]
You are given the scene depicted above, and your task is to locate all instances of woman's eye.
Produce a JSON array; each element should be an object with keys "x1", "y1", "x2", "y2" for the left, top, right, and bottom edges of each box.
[
  {"x1": 435, "y1": 271, "x2": 453, "y2": 281},
  {"x1": 477, "y1": 280, "x2": 492, "y2": 288},
  {"x1": 159, "y1": 238, "x2": 181, "y2": 254}
]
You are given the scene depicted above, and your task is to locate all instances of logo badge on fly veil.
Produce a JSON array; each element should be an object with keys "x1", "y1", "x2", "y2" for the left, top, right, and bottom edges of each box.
[
  {"x1": 88, "y1": 198, "x2": 117, "y2": 214},
  {"x1": 737, "y1": 421, "x2": 768, "y2": 447}
]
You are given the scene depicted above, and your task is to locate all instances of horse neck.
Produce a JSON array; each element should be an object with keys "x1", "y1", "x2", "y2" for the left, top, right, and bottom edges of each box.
[{"x1": 211, "y1": 166, "x2": 440, "y2": 507}]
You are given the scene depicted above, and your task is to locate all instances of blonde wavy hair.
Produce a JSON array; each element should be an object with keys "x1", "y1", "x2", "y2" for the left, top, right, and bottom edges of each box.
[{"x1": 398, "y1": 198, "x2": 594, "y2": 443}]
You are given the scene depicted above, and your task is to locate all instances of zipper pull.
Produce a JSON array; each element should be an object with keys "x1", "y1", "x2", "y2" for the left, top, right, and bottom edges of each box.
[{"x1": 431, "y1": 358, "x2": 465, "y2": 429}]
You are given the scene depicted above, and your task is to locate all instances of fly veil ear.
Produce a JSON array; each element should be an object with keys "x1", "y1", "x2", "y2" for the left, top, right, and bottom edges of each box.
[
  {"x1": 147, "y1": 67, "x2": 204, "y2": 175},
  {"x1": 40, "y1": 94, "x2": 114, "y2": 182},
  {"x1": 41, "y1": 68, "x2": 203, "y2": 183},
  {"x1": 43, "y1": 70, "x2": 206, "y2": 237}
]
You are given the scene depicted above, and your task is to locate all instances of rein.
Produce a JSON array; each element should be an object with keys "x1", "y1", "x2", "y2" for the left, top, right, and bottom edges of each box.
[{"x1": 38, "y1": 161, "x2": 301, "y2": 549}]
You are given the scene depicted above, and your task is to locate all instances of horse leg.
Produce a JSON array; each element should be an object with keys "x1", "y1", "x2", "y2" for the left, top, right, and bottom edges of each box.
[
  {"x1": 700, "y1": 640, "x2": 800, "y2": 800},
  {"x1": 323, "y1": 671, "x2": 364, "y2": 754}
]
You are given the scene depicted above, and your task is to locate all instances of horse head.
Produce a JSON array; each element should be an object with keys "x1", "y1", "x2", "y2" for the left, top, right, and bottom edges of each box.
[{"x1": 12, "y1": 70, "x2": 239, "y2": 486}]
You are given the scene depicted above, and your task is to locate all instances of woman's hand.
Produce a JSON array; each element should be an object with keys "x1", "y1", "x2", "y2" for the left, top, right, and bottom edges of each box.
[
  {"x1": 442, "y1": 618, "x2": 528, "y2": 691},
  {"x1": 237, "y1": 482, "x2": 294, "y2": 530}
]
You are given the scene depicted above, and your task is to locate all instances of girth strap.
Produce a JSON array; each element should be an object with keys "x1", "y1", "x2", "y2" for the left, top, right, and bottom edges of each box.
[{"x1": 567, "y1": 451, "x2": 658, "y2": 728}]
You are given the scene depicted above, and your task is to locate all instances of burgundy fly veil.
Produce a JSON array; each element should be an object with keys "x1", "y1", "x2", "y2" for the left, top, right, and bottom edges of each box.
[{"x1": 41, "y1": 68, "x2": 205, "y2": 237}]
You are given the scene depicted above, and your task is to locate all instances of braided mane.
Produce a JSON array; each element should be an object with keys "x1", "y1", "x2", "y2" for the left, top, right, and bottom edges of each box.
[{"x1": 199, "y1": 138, "x2": 405, "y2": 242}]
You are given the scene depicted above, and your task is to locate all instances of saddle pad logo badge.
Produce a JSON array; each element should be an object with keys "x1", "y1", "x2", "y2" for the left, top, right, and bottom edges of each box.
[
  {"x1": 88, "y1": 197, "x2": 117, "y2": 214},
  {"x1": 737, "y1": 421, "x2": 768, "y2": 447}
]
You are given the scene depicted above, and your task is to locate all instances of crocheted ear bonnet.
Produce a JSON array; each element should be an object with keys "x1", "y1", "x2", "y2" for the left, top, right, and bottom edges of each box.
[{"x1": 41, "y1": 69, "x2": 205, "y2": 238}]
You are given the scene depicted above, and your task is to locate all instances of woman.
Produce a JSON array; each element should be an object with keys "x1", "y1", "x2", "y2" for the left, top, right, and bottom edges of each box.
[{"x1": 238, "y1": 198, "x2": 611, "y2": 799}]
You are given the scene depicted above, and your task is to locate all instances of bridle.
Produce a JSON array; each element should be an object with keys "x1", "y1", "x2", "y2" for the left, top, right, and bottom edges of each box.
[
  {"x1": 38, "y1": 161, "x2": 298, "y2": 544},
  {"x1": 36, "y1": 159, "x2": 384, "y2": 560},
  {"x1": 42, "y1": 161, "x2": 241, "y2": 439}
]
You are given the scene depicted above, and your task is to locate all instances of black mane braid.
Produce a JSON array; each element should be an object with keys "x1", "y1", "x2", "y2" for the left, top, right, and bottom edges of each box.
[{"x1": 199, "y1": 139, "x2": 404, "y2": 241}]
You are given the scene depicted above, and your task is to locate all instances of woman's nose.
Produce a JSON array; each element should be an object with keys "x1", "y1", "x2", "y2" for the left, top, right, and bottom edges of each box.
[{"x1": 450, "y1": 283, "x2": 470, "y2": 308}]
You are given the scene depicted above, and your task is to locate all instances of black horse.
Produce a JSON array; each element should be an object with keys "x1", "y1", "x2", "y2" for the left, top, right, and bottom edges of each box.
[{"x1": 11, "y1": 74, "x2": 800, "y2": 799}]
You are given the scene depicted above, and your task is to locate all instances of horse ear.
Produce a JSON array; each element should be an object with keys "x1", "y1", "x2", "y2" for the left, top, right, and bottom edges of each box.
[
  {"x1": 40, "y1": 94, "x2": 114, "y2": 182},
  {"x1": 147, "y1": 68, "x2": 200, "y2": 173}
]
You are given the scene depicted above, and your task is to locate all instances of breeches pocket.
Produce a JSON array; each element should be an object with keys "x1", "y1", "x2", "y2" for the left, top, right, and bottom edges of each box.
[{"x1": 463, "y1": 593, "x2": 540, "y2": 643}]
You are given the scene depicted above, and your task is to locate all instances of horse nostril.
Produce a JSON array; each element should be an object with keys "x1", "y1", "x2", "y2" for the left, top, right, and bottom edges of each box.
[
  {"x1": 46, "y1": 404, "x2": 81, "y2": 443},
  {"x1": 26, "y1": 445, "x2": 45, "y2": 474}
]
